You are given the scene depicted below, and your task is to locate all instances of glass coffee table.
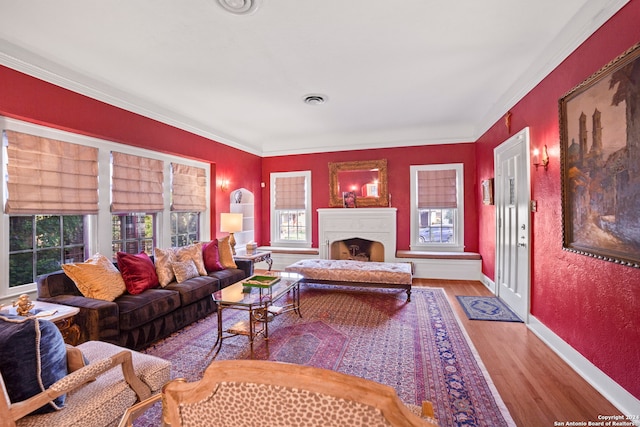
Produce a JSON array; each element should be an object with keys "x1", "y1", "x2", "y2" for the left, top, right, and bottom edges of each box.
[{"x1": 212, "y1": 271, "x2": 302, "y2": 357}]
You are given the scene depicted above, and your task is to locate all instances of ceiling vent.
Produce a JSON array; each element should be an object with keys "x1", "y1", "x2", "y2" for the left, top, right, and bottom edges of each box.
[
  {"x1": 303, "y1": 94, "x2": 327, "y2": 105},
  {"x1": 217, "y1": 0, "x2": 261, "y2": 15}
]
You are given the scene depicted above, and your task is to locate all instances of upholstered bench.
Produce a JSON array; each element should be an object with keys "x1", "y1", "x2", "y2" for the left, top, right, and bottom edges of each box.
[{"x1": 285, "y1": 259, "x2": 413, "y2": 301}]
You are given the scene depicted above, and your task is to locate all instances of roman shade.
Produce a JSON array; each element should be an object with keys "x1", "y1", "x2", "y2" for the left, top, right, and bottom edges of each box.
[
  {"x1": 4, "y1": 130, "x2": 99, "y2": 214},
  {"x1": 417, "y1": 169, "x2": 457, "y2": 209},
  {"x1": 274, "y1": 176, "x2": 306, "y2": 210},
  {"x1": 111, "y1": 152, "x2": 164, "y2": 212},
  {"x1": 170, "y1": 163, "x2": 206, "y2": 211}
]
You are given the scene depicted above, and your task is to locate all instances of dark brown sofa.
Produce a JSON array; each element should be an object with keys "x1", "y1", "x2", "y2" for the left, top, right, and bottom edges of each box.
[{"x1": 36, "y1": 260, "x2": 252, "y2": 350}]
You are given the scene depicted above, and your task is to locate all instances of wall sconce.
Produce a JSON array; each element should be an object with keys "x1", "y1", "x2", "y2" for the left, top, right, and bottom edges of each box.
[
  {"x1": 220, "y1": 179, "x2": 229, "y2": 191},
  {"x1": 220, "y1": 212, "x2": 243, "y2": 255},
  {"x1": 533, "y1": 145, "x2": 549, "y2": 171}
]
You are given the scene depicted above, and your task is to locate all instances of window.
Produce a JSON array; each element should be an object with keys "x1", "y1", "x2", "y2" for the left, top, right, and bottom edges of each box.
[
  {"x1": 170, "y1": 212, "x2": 200, "y2": 247},
  {"x1": 168, "y1": 163, "x2": 205, "y2": 247},
  {"x1": 9, "y1": 215, "x2": 88, "y2": 287},
  {"x1": 3, "y1": 129, "x2": 98, "y2": 294},
  {"x1": 110, "y1": 152, "x2": 163, "y2": 256},
  {"x1": 111, "y1": 213, "x2": 155, "y2": 255},
  {"x1": 270, "y1": 171, "x2": 311, "y2": 247},
  {"x1": 410, "y1": 164, "x2": 464, "y2": 251}
]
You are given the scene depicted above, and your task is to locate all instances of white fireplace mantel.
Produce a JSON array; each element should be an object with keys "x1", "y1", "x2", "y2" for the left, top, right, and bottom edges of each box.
[{"x1": 317, "y1": 208, "x2": 397, "y2": 261}]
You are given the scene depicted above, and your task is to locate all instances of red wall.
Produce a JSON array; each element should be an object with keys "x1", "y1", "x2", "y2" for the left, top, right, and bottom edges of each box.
[
  {"x1": 476, "y1": 0, "x2": 640, "y2": 398},
  {"x1": 0, "y1": 66, "x2": 262, "y2": 240},
  {"x1": 262, "y1": 144, "x2": 478, "y2": 251}
]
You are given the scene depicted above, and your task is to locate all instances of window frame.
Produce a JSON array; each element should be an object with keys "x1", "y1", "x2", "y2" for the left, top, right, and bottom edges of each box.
[
  {"x1": 7, "y1": 214, "x2": 89, "y2": 289},
  {"x1": 169, "y1": 211, "x2": 201, "y2": 247},
  {"x1": 410, "y1": 163, "x2": 464, "y2": 252},
  {"x1": 270, "y1": 171, "x2": 312, "y2": 248},
  {"x1": 111, "y1": 212, "x2": 157, "y2": 256},
  {"x1": 0, "y1": 116, "x2": 210, "y2": 299}
]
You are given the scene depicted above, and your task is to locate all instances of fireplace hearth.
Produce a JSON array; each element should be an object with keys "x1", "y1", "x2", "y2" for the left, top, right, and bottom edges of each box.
[{"x1": 330, "y1": 237, "x2": 384, "y2": 262}]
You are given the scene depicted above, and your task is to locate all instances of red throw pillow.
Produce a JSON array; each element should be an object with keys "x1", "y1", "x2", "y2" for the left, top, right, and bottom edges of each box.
[
  {"x1": 116, "y1": 252, "x2": 159, "y2": 295},
  {"x1": 202, "y1": 240, "x2": 225, "y2": 272}
]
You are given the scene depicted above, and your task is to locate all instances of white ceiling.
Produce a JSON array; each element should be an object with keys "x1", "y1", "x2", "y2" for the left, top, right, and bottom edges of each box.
[{"x1": 0, "y1": 0, "x2": 629, "y2": 156}]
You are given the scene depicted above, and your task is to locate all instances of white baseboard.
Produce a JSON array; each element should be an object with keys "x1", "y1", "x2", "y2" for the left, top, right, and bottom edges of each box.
[
  {"x1": 410, "y1": 258, "x2": 482, "y2": 281},
  {"x1": 528, "y1": 315, "x2": 640, "y2": 421},
  {"x1": 481, "y1": 273, "x2": 496, "y2": 294}
]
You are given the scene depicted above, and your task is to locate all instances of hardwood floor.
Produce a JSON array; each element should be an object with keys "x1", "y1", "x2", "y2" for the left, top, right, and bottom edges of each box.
[{"x1": 414, "y1": 278, "x2": 623, "y2": 427}]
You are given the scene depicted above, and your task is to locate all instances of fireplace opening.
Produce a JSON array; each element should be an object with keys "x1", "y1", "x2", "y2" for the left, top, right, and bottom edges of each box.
[{"x1": 330, "y1": 237, "x2": 384, "y2": 262}]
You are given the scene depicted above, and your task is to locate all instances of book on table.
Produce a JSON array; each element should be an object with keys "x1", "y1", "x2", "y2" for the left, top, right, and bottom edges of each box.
[
  {"x1": 243, "y1": 275, "x2": 280, "y2": 288},
  {"x1": 227, "y1": 320, "x2": 251, "y2": 335},
  {"x1": 267, "y1": 305, "x2": 283, "y2": 315}
]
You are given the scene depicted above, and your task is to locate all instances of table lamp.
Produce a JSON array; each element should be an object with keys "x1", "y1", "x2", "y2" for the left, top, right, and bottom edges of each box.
[{"x1": 220, "y1": 213, "x2": 243, "y2": 255}]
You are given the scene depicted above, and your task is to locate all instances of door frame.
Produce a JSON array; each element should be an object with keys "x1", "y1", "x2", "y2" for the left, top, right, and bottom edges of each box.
[{"x1": 494, "y1": 127, "x2": 532, "y2": 322}]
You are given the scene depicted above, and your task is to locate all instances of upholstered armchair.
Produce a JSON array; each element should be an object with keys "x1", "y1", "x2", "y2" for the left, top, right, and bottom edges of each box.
[
  {"x1": 120, "y1": 359, "x2": 439, "y2": 427},
  {"x1": 0, "y1": 340, "x2": 170, "y2": 427}
]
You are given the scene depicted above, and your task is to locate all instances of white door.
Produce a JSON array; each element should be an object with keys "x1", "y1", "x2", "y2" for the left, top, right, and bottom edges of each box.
[{"x1": 494, "y1": 128, "x2": 531, "y2": 322}]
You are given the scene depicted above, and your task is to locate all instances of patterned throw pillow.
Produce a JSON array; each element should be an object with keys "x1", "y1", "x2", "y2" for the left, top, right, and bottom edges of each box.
[
  {"x1": 202, "y1": 240, "x2": 225, "y2": 272},
  {"x1": 116, "y1": 251, "x2": 159, "y2": 295},
  {"x1": 62, "y1": 253, "x2": 126, "y2": 301},
  {"x1": 172, "y1": 259, "x2": 199, "y2": 283},
  {"x1": 154, "y1": 247, "x2": 176, "y2": 287},
  {"x1": 217, "y1": 236, "x2": 237, "y2": 269},
  {"x1": 175, "y1": 243, "x2": 207, "y2": 276}
]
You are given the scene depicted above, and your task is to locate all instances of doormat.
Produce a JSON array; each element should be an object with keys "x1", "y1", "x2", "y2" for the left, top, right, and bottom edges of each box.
[{"x1": 456, "y1": 296, "x2": 523, "y2": 322}]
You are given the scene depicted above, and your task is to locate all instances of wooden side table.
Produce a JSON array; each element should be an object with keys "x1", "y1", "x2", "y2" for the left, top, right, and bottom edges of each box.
[
  {"x1": 0, "y1": 301, "x2": 81, "y2": 345},
  {"x1": 234, "y1": 250, "x2": 273, "y2": 271}
]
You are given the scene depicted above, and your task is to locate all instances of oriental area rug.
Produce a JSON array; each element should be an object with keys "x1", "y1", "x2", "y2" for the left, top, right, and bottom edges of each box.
[{"x1": 137, "y1": 285, "x2": 515, "y2": 427}]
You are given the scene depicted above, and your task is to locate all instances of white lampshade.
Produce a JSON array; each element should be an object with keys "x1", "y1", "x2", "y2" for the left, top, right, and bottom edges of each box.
[{"x1": 220, "y1": 213, "x2": 243, "y2": 233}]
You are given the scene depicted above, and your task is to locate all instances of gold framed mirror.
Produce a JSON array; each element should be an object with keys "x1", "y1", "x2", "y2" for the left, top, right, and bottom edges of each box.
[{"x1": 328, "y1": 159, "x2": 388, "y2": 207}]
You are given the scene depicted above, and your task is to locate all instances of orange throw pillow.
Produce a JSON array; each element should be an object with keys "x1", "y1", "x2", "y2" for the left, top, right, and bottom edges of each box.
[
  {"x1": 217, "y1": 236, "x2": 237, "y2": 269},
  {"x1": 62, "y1": 254, "x2": 126, "y2": 301}
]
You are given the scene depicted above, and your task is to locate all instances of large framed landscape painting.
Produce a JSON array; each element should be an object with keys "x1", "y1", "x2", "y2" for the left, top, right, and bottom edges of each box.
[{"x1": 559, "y1": 43, "x2": 640, "y2": 268}]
